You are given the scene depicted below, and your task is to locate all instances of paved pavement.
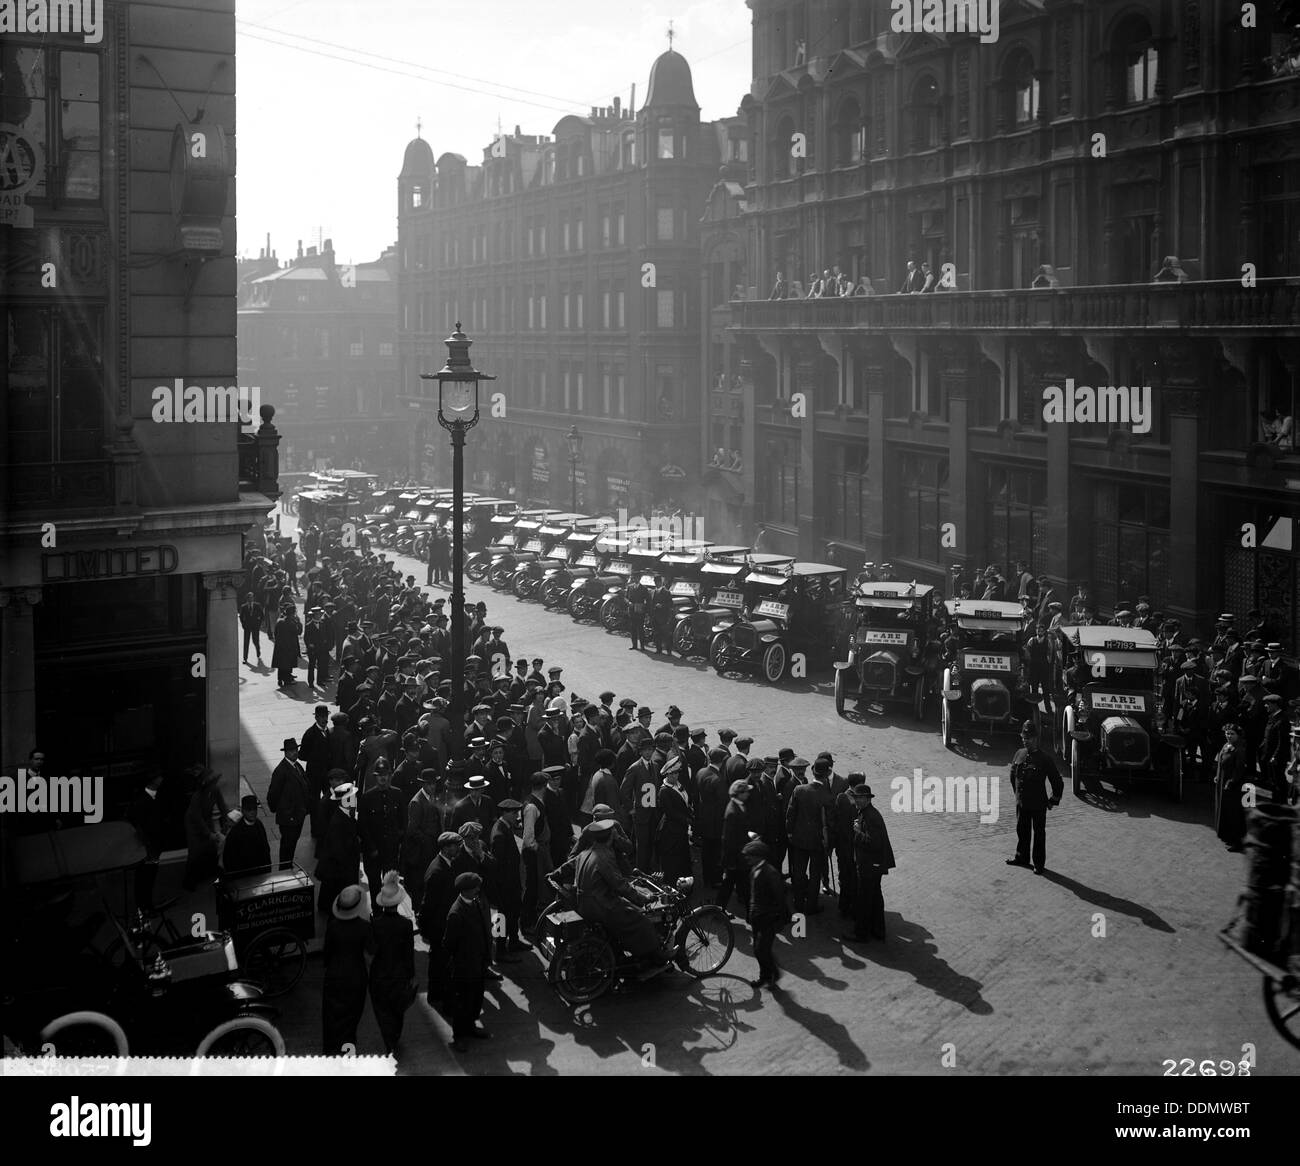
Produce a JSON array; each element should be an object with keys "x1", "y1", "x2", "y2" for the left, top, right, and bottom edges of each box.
[{"x1": 228, "y1": 517, "x2": 1294, "y2": 1075}]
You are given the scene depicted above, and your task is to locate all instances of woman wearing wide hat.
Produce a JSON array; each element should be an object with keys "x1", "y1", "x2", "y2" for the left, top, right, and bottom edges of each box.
[
  {"x1": 322, "y1": 884, "x2": 373, "y2": 1054},
  {"x1": 369, "y1": 872, "x2": 416, "y2": 1054}
]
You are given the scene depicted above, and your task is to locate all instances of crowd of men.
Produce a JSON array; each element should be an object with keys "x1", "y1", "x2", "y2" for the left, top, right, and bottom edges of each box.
[{"x1": 235, "y1": 519, "x2": 902, "y2": 1049}]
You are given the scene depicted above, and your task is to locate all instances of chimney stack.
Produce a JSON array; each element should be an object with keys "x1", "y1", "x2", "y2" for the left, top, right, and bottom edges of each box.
[
  {"x1": 297, "y1": 239, "x2": 303, "y2": 259},
  {"x1": 613, "y1": 95, "x2": 621, "y2": 116}
]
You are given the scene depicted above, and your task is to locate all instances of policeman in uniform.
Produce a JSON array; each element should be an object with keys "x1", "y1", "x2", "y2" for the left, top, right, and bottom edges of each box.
[
  {"x1": 625, "y1": 575, "x2": 650, "y2": 651},
  {"x1": 1005, "y1": 720, "x2": 1063, "y2": 874}
]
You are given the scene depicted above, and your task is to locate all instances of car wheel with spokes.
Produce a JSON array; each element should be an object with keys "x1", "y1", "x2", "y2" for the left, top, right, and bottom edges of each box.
[
  {"x1": 195, "y1": 1016, "x2": 286, "y2": 1058},
  {"x1": 762, "y1": 642, "x2": 787, "y2": 683}
]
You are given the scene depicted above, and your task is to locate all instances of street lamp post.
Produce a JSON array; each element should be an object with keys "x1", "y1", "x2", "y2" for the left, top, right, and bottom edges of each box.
[
  {"x1": 566, "y1": 424, "x2": 583, "y2": 513},
  {"x1": 422, "y1": 323, "x2": 494, "y2": 763}
]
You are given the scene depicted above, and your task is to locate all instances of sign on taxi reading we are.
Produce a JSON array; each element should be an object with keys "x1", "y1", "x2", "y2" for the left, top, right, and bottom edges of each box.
[
  {"x1": 963, "y1": 652, "x2": 1013, "y2": 672},
  {"x1": 1091, "y1": 692, "x2": 1146, "y2": 713}
]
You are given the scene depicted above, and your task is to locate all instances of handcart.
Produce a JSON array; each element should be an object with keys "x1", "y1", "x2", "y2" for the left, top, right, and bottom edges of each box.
[
  {"x1": 216, "y1": 865, "x2": 315, "y2": 997},
  {"x1": 1217, "y1": 922, "x2": 1299, "y2": 1050}
]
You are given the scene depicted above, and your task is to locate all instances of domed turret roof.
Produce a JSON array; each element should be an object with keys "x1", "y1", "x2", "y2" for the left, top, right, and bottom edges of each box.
[
  {"x1": 645, "y1": 49, "x2": 698, "y2": 110},
  {"x1": 400, "y1": 137, "x2": 434, "y2": 177}
]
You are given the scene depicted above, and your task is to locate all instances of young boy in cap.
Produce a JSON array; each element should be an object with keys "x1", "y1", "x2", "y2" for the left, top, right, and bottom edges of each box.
[
  {"x1": 441, "y1": 871, "x2": 493, "y2": 1051},
  {"x1": 745, "y1": 840, "x2": 790, "y2": 989}
]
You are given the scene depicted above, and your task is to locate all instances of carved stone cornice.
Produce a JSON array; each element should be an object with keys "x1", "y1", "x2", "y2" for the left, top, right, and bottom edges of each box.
[
  {"x1": 0, "y1": 587, "x2": 45, "y2": 608},
  {"x1": 202, "y1": 571, "x2": 246, "y2": 596}
]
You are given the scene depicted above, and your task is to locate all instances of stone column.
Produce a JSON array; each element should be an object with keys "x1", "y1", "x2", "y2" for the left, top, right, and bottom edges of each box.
[
  {"x1": 1161, "y1": 342, "x2": 1208, "y2": 625},
  {"x1": 1026, "y1": 338, "x2": 1079, "y2": 594},
  {"x1": 202, "y1": 571, "x2": 245, "y2": 816},
  {"x1": 860, "y1": 337, "x2": 893, "y2": 561},
  {"x1": 0, "y1": 587, "x2": 42, "y2": 775},
  {"x1": 937, "y1": 340, "x2": 977, "y2": 585}
]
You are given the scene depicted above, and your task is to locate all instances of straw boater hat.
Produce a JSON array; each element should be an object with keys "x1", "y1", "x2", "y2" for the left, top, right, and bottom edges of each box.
[{"x1": 332, "y1": 884, "x2": 370, "y2": 922}]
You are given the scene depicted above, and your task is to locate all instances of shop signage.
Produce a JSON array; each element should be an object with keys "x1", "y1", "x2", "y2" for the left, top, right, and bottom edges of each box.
[
  {"x1": 43, "y1": 545, "x2": 180, "y2": 583},
  {"x1": 0, "y1": 124, "x2": 42, "y2": 229}
]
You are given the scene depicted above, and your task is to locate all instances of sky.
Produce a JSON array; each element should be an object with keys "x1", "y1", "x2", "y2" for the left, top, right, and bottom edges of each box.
[{"x1": 236, "y1": 0, "x2": 755, "y2": 265}]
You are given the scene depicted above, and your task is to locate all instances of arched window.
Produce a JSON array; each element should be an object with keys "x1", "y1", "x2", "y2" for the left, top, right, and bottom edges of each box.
[
  {"x1": 1118, "y1": 18, "x2": 1158, "y2": 105},
  {"x1": 833, "y1": 96, "x2": 863, "y2": 166},
  {"x1": 910, "y1": 75, "x2": 940, "y2": 150},
  {"x1": 1005, "y1": 49, "x2": 1039, "y2": 125}
]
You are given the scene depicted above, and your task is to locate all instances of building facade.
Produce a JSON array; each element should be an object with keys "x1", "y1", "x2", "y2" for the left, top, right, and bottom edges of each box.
[
  {"x1": 0, "y1": 0, "x2": 277, "y2": 846},
  {"x1": 706, "y1": 0, "x2": 1300, "y2": 645},
  {"x1": 395, "y1": 49, "x2": 729, "y2": 516},
  {"x1": 238, "y1": 239, "x2": 399, "y2": 476}
]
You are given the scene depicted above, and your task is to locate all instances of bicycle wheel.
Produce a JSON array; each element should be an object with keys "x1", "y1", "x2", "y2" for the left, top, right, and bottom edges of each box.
[
  {"x1": 675, "y1": 905, "x2": 735, "y2": 978},
  {"x1": 1262, "y1": 974, "x2": 1300, "y2": 1050},
  {"x1": 241, "y1": 927, "x2": 306, "y2": 997},
  {"x1": 194, "y1": 1015, "x2": 286, "y2": 1058}
]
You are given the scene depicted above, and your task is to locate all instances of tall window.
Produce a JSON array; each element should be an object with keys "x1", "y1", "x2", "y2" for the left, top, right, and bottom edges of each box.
[
  {"x1": 3, "y1": 304, "x2": 104, "y2": 467},
  {"x1": 1007, "y1": 50, "x2": 1040, "y2": 125},
  {"x1": 833, "y1": 96, "x2": 863, "y2": 166},
  {"x1": 616, "y1": 205, "x2": 626, "y2": 244},
  {"x1": 1090, "y1": 480, "x2": 1170, "y2": 612},
  {"x1": 984, "y1": 466, "x2": 1047, "y2": 581},
  {"x1": 657, "y1": 290, "x2": 675, "y2": 328},
  {"x1": 898, "y1": 454, "x2": 950, "y2": 564},
  {"x1": 658, "y1": 124, "x2": 675, "y2": 159},
  {"x1": 763, "y1": 437, "x2": 800, "y2": 525},
  {"x1": 1120, "y1": 21, "x2": 1159, "y2": 105},
  {"x1": 910, "y1": 76, "x2": 940, "y2": 150},
  {"x1": 1, "y1": 45, "x2": 102, "y2": 202},
  {"x1": 616, "y1": 287, "x2": 626, "y2": 328},
  {"x1": 826, "y1": 443, "x2": 870, "y2": 545},
  {"x1": 657, "y1": 207, "x2": 675, "y2": 241}
]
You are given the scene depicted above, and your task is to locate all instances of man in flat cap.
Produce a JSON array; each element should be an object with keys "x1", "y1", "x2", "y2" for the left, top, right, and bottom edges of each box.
[
  {"x1": 441, "y1": 871, "x2": 494, "y2": 1051},
  {"x1": 786, "y1": 759, "x2": 832, "y2": 914},
  {"x1": 402, "y1": 769, "x2": 445, "y2": 915},
  {"x1": 418, "y1": 831, "x2": 464, "y2": 1005},
  {"x1": 723, "y1": 733, "x2": 752, "y2": 787},
  {"x1": 488, "y1": 799, "x2": 531, "y2": 961},
  {"x1": 717, "y1": 781, "x2": 753, "y2": 916},
  {"x1": 1261, "y1": 692, "x2": 1291, "y2": 800},
  {"x1": 745, "y1": 839, "x2": 790, "y2": 989},
  {"x1": 695, "y1": 749, "x2": 728, "y2": 887}
]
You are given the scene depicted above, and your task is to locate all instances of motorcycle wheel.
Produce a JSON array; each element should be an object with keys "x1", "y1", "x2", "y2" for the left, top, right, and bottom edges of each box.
[
  {"x1": 194, "y1": 1016, "x2": 286, "y2": 1058},
  {"x1": 242, "y1": 927, "x2": 306, "y2": 998},
  {"x1": 675, "y1": 905, "x2": 735, "y2": 978},
  {"x1": 551, "y1": 937, "x2": 616, "y2": 1006}
]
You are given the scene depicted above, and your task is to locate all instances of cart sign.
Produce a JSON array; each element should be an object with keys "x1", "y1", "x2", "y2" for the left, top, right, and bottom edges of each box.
[
  {"x1": 963, "y1": 652, "x2": 1013, "y2": 672},
  {"x1": 754, "y1": 600, "x2": 790, "y2": 621},
  {"x1": 862, "y1": 630, "x2": 909, "y2": 646},
  {"x1": 714, "y1": 590, "x2": 744, "y2": 608},
  {"x1": 671, "y1": 581, "x2": 700, "y2": 597},
  {"x1": 1091, "y1": 692, "x2": 1147, "y2": 713}
]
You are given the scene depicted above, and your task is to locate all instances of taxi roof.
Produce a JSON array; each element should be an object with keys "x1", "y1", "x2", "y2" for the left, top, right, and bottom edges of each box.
[
  {"x1": 792, "y1": 562, "x2": 847, "y2": 577},
  {"x1": 856, "y1": 582, "x2": 935, "y2": 599},
  {"x1": 1061, "y1": 625, "x2": 1159, "y2": 651},
  {"x1": 945, "y1": 599, "x2": 1027, "y2": 621},
  {"x1": 745, "y1": 553, "x2": 795, "y2": 568},
  {"x1": 706, "y1": 545, "x2": 751, "y2": 559},
  {"x1": 745, "y1": 571, "x2": 791, "y2": 587}
]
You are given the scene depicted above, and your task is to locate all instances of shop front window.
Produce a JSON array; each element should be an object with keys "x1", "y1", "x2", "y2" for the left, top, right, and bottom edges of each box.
[
  {"x1": 984, "y1": 465, "x2": 1048, "y2": 581},
  {"x1": 898, "y1": 453, "x2": 949, "y2": 564},
  {"x1": 1090, "y1": 480, "x2": 1170, "y2": 612}
]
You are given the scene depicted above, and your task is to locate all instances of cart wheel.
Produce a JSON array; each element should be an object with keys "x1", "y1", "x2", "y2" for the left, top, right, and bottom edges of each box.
[
  {"x1": 834, "y1": 667, "x2": 846, "y2": 716},
  {"x1": 195, "y1": 1015, "x2": 286, "y2": 1058},
  {"x1": 242, "y1": 927, "x2": 306, "y2": 997},
  {"x1": 1262, "y1": 974, "x2": 1300, "y2": 1050},
  {"x1": 39, "y1": 1011, "x2": 129, "y2": 1058},
  {"x1": 552, "y1": 937, "x2": 615, "y2": 1006},
  {"x1": 675, "y1": 905, "x2": 735, "y2": 978}
]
